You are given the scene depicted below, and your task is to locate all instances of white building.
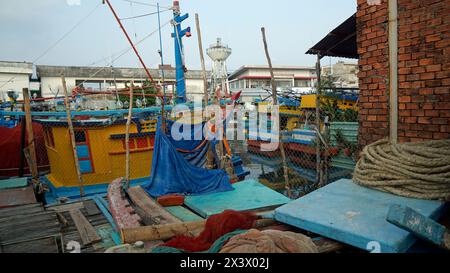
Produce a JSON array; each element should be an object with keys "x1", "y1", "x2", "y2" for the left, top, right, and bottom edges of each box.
[
  {"x1": 35, "y1": 65, "x2": 210, "y2": 101},
  {"x1": 321, "y1": 61, "x2": 359, "y2": 88},
  {"x1": 0, "y1": 61, "x2": 33, "y2": 101},
  {"x1": 228, "y1": 65, "x2": 317, "y2": 102}
]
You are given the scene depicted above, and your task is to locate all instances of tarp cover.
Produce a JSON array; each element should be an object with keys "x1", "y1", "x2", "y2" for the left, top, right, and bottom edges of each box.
[{"x1": 142, "y1": 118, "x2": 233, "y2": 197}]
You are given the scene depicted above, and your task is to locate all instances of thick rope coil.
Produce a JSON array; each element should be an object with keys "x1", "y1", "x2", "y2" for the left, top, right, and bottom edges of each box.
[{"x1": 353, "y1": 138, "x2": 450, "y2": 201}]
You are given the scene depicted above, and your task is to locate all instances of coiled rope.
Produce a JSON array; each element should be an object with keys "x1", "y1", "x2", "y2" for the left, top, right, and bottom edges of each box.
[{"x1": 353, "y1": 138, "x2": 450, "y2": 201}]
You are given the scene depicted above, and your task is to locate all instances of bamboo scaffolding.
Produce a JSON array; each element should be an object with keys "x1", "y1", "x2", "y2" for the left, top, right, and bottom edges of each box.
[{"x1": 61, "y1": 75, "x2": 84, "y2": 197}]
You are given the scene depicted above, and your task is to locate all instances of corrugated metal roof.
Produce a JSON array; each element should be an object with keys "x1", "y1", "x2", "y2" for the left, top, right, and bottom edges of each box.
[{"x1": 306, "y1": 13, "x2": 358, "y2": 59}]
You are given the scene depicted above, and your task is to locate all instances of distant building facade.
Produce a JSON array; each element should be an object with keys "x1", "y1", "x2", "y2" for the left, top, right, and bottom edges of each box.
[
  {"x1": 36, "y1": 65, "x2": 211, "y2": 101},
  {"x1": 0, "y1": 61, "x2": 33, "y2": 101},
  {"x1": 228, "y1": 65, "x2": 317, "y2": 102},
  {"x1": 321, "y1": 61, "x2": 359, "y2": 88}
]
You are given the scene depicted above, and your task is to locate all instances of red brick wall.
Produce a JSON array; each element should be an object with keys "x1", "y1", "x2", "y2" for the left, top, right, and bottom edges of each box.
[{"x1": 356, "y1": 0, "x2": 449, "y2": 146}]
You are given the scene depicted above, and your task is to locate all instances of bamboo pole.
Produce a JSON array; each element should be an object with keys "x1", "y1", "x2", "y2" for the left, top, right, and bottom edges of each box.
[
  {"x1": 22, "y1": 88, "x2": 39, "y2": 183},
  {"x1": 195, "y1": 13, "x2": 215, "y2": 169},
  {"x1": 195, "y1": 13, "x2": 209, "y2": 107},
  {"x1": 61, "y1": 75, "x2": 84, "y2": 197},
  {"x1": 124, "y1": 82, "x2": 134, "y2": 188},
  {"x1": 261, "y1": 27, "x2": 291, "y2": 198}
]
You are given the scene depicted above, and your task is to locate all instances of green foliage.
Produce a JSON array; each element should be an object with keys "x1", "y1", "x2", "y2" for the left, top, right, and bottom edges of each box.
[{"x1": 119, "y1": 80, "x2": 157, "y2": 107}]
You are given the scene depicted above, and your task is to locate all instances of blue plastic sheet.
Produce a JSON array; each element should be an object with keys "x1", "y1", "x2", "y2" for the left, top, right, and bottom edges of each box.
[{"x1": 142, "y1": 118, "x2": 233, "y2": 197}]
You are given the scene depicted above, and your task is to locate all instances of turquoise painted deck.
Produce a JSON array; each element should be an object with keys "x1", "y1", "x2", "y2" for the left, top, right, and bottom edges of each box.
[
  {"x1": 0, "y1": 177, "x2": 28, "y2": 190},
  {"x1": 185, "y1": 179, "x2": 291, "y2": 218},
  {"x1": 274, "y1": 179, "x2": 447, "y2": 253},
  {"x1": 166, "y1": 206, "x2": 204, "y2": 222}
]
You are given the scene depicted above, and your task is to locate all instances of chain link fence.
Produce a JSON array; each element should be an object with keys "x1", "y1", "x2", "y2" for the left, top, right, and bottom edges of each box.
[{"x1": 231, "y1": 92, "x2": 359, "y2": 199}]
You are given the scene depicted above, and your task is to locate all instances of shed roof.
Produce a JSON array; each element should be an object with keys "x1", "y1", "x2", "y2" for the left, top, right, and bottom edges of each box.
[{"x1": 306, "y1": 13, "x2": 358, "y2": 59}]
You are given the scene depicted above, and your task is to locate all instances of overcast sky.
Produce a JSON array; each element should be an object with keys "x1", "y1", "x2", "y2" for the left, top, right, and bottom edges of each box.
[{"x1": 0, "y1": 0, "x2": 357, "y2": 72}]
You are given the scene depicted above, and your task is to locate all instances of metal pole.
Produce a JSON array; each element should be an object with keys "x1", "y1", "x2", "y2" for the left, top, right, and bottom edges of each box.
[
  {"x1": 61, "y1": 76, "x2": 84, "y2": 197},
  {"x1": 261, "y1": 27, "x2": 291, "y2": 198}
]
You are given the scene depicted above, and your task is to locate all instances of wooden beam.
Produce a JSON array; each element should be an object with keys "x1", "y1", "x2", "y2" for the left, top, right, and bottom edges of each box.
[
  {"x1": 261, "y1": 27, "x2": 291, "y2": 198},
  {"x1": 22, "y1": 88, "x2": 38, "y2": 182},
  {"x1": 61, "y1": 75, "x2": 84, "y2": 197},
  {"x1": 195, "y1": 13, "x2": 209, "y2": 106},
  {"x1": 69, "y1": 209, "x2": 101, "y2": 246},
  {"x1": 121, "y1": 218, "x2": 277, "y2": 244},
  {"x1": 121, "y1": 220, "x2": 205, "y2": 243},
  {"x1": 127, "y1": 186, "x2": 181, "y2": 225},
  {"x1": 124, "y1": 82, "x2": 133, "y2": 187}
]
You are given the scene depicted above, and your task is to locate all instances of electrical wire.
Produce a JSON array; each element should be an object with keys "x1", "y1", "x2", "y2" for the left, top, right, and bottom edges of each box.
[
  {"x1": 0, "y1": 2, "x2": 101, "y2": 90},
  {"x1": 119, "y1": 0, "x2": 172, "y2": 9},
  {"x1": 75, "y1": 19, "x2": 171, "y2": 88},
  {"x1": 120, "y1": 9, "x2": 171, "y2": 21}
]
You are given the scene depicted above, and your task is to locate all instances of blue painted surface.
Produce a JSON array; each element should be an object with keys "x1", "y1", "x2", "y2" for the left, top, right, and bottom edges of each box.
[
  {"x1": 0, "y1": 177, "x2": 28, "y2": 190},
  {"x1": 43, "y1": 176, "x2": 149, "y2": 204},
  {"x1": 387, "y1": 204, "x2": 446, "y2": 247},
  {"x1": 166, "y1": 206, "x2": 204, "y2": 222},
  {"x1": 0, "y1": 106, "x2": 173, "y2": 118},
  {"x1": 76, "y1": 145, "x2": 90, "y2": 159},
  {"x1": 93, "y1": 194, "x2": 121, "y2": 245},
  {"x1": 274, "y1": 179, "x2": 447, "y2": 253},
  {"x1": 78, "y1": 160, "x2": 93, "y2": 173},
  {"x1": 185, "y1": 179, "x2": 291, "y2": 218},
  {"x1": 171, "y1": 7, "x2": 190, "y2": 104}
]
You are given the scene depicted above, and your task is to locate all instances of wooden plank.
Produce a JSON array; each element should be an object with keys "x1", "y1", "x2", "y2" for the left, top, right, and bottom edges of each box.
[
  {"x1": 165, "y1": 206, "x2": 204, "y2": 222},
  {"x1": 127, "y1": 186, "x2": 181, "y2": 225},
  {"x1": 0, "y1": 203, "x2": 43, "y2": 219},
  {"x1": 69, "y1": 209, "x2": 101, "y2": 246},
  {"x1": 387, "y1": 204, "x2": 450, "y2": 249},
  {"x1": 1, "y1": 236, "x2": 59, "y2": 253},
  {"x1": 184, "y1": 180, "x2": 290, "y2": 218},
  {"x1": 0, "y1": 211, "x2": 61, "y2": 245},
  {"x1": 0, "y1": 177, "x2": 28, "y2": 190},
  {"x1": 83, "y1": 200, "x2": 100, "y2": 216},
  {"x1": 0, "y1": 185, "x2": 37, "y2": 208},
  {"x1": 274, "y1": 179, "x2": 446, "y2": 253},
  {"x1": 46, "y1": 202, "x2": 84, "y2": 212}
]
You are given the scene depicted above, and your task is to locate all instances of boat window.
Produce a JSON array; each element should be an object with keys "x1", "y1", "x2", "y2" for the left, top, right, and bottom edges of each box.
[{"x1": 75, "y1": 130, "x2": 86, "y2": 143}]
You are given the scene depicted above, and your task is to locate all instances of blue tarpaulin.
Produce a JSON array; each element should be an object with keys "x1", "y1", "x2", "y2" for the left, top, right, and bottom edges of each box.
[{"x1": 141, "y1": 118, "x2": 233, "y2": 197}]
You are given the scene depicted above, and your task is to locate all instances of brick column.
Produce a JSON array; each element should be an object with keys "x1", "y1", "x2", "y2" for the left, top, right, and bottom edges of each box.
[{"x1": 356, "y1": 0, "x2": 449, "y2": 146}]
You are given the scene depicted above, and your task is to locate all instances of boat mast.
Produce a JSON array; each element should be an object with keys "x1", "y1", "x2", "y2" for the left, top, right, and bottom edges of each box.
[{"x1": 171, "y1": 1, "x2": 191, "y2": 104}]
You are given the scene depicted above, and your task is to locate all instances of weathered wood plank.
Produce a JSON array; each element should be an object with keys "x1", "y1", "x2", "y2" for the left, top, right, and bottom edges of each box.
[
  {"x1": 69, "y1": 209, "x2": 101, "y2": 246},
  {"x1": 0, "y1": 185, "x2": 37, "y2": 208},
  {"x1": 46, "y1": 202, "x2": 84, "y2": 212},
  {"x1": 127, "y1": 186, "x2": 181, "y2": 225},
  {"x1": 84, "y1": 200, "x2": 100, "y2": 216},
  {"x1": 0, "y1": 203, "x2": 43, "y2": 219},
  {"x1": 387, "y1": 204, "x2": 450, "y2": 249},
  {"x1": 1, "y1": 236, "x2": 59, "y2": 253}
]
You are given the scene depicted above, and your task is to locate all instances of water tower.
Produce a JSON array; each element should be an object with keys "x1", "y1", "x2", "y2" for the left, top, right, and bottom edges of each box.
[{"x1": 206, "y1": 38, "x2": 232, "y2": 94}]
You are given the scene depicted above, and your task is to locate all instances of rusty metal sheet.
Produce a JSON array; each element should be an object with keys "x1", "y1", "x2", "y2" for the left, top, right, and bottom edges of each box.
[{"x1": 0, "y1": 185, "x2": 37, "y2": 208}]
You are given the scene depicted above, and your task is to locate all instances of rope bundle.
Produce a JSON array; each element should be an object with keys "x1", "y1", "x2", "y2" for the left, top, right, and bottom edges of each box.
[{"x1": 353, "y1": 138, "x2": 450, "y2": 200}]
